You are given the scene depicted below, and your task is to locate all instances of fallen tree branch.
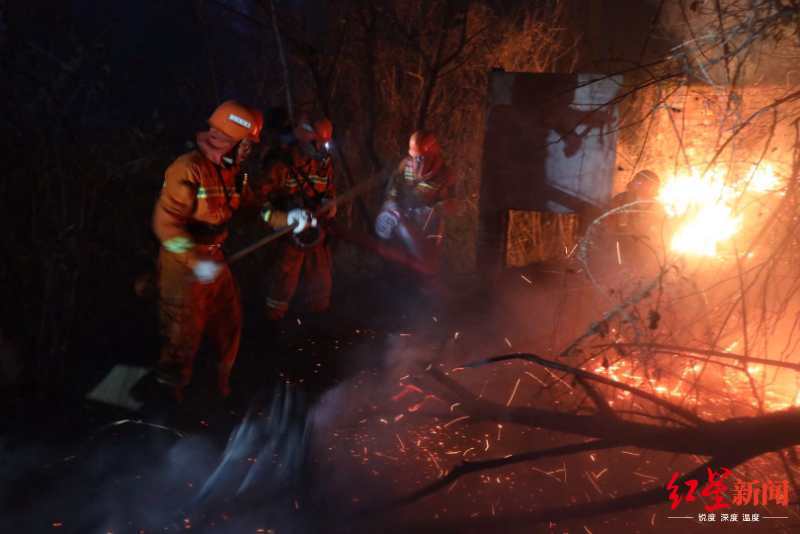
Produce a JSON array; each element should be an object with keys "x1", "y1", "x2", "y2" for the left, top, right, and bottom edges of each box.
[
  {"x1": 392, "y1": 439, "x2": 618, "y2": 507},
  {"x1": 461, "y1": 352, "x2": 703, "y2": 425},
  {"x1": 426, "y1": 366, "x2": 800, "y2": 457},
  {"x1": 389, "y1": 453, "x2": 752, "y2": 527}
]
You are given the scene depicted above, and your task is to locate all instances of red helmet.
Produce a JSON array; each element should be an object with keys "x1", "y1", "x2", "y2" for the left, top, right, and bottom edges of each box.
[
  {"x1": 409, "y1": 131, "x2": 441, "y2": 160},
  {"x1": 313, "y1": 118, "x2": 333, "y2": 142},
  {"x1": 208, "y1": 100, "x2": 261, "y2": 142},
  {"x1": 295, "y1": 116, "x2": 333, "y2": 143},
  {"x1": 409, "y1": 131, "x2": 443, "y2": 176}
]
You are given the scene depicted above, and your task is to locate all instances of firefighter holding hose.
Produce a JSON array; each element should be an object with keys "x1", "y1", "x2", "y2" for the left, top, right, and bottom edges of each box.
[
  {"x1": 261, "y1": 116, "x2": 336, "y2": 321},
  {"x1": 374, "y1": 131, "x2": 457, "y2": 279},
  {"x1": 152, "y1": 101, "x2": 314, "y2": 402}
]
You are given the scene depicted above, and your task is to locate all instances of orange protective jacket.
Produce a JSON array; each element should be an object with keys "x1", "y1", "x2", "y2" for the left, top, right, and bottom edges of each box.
[
  {"x1": 261, "y1": 145, "x2": 336, "y2": 319},
  {"x1": 262, "y1": 145, "x2": 336, "y2": 211},
  {"x1": 153, "y1": 150, "x2": 242, "y2": 257}
]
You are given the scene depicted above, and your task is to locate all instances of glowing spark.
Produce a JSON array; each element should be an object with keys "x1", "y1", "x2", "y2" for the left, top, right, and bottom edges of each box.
[
  {"x1": 504, "y1": 337, "x2": 513, "y2": 348},
  {"x1": 395, "y1": 433, "x2": 406, "y2": 452},
  {"x1": 484, "y1": 438, "x2": 490, "y2": 452},
  {"x1": 392, "y1": 383, "x2": 423, "y2": 402},
  {"x1": 531, "y1": 467, "x2": 563, "y2": 483},
  {"x1": 408, "y1": 402, "x2": 424, "y2": 412},
  {"x1": 586, "y1": 471, "x2": 603, "y2": 494},
  {"x1": 426, "y1": 450, "x2": 444, "y2": 477},
  {"x1": 616, "y1": 240, "x2": 622, "y2": 265},
  {"x1": 506, "y1": 378, "x2": 521, "y2": 406},
  {"x1": 594, "y1": 468, "x2": 608, "y2": 480},
  {"x1": 449, "y1": 402, "x2": 461, "y2": 412},
  {"x1": 567, "y1": 243, "x2": 578, "y2": 257},
  {"x1": 543, "y1": 368, "x2": 574, "y2": 390},
  {"x1": 524, "y1": 371, "x2": 546, "y2": 386},
  {"x1": 443, "y1": 415, "x2": 470, "y2": 428},
  {"x1": 520, "y1": 274, "x2": 533, "y2": 285},
  {"x1": 496, "y1": 424, "x2": 503, "y2": 441},
  {"x1": 453, "y1": 331, "x2": 460, "y2": 340}
]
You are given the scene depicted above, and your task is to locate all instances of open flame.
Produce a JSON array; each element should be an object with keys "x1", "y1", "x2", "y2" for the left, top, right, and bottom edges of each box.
[{"x1": 658, "y1": 163, "x2": 780, "y2": 257}]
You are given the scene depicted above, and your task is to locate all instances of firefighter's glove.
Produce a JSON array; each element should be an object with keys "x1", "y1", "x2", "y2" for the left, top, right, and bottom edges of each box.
[
  {"x1": 287, "y1": 208, "x2": 316, "y2": 234},
  {"x1": 193, "y1": 260, "x2": 222, "y2": 284}
]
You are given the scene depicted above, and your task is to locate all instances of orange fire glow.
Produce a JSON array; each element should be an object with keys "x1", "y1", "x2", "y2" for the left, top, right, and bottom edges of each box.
[{"x1": 658, "y1": 163, "x2": 781, "y2": 257}]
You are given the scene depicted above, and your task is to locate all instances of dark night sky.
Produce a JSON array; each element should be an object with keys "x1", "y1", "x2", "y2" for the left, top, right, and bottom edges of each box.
[
  {"x1": 4, "y1": 0, "x2": 674, "y2": 139},
  {"x1": 7, "y1": 0, "x2": 279, "y2": 139}
]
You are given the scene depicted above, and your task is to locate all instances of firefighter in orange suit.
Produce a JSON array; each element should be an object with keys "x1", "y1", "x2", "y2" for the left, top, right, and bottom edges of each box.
[
  {"x1": 152, "y1": 101, "x2": 314, "y2": 401},
  {"x1": 262, "y1": 118, "x2": 337, "y2": 320},
  {"x1": 374, "y1": 131, "x2": 457, "y2": 273},
  {"x1": 609, "y1": 169, "x2": 663, "y2": 270},
  {"x1": 611, "y1": 169, "x2": 661, "y2": 234}
]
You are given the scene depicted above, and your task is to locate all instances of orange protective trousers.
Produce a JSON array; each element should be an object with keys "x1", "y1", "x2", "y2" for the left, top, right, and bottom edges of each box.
[
  {"x1": 265, "y1": 241, "x2": 332, "y2": 320},
  {"x1": 156, "y1": 248, "x2": 241, "y2": 397}
]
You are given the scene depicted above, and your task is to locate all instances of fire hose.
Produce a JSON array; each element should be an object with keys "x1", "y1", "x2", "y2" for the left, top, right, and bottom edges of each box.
[{"x1": 227, "y1": 173, "x2": 385, "y2": 265}]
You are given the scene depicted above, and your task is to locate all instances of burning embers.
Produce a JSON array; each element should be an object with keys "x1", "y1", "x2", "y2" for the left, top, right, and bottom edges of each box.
[{"x1": 657, "y1": 162, "x2": 781, "y2": 257}]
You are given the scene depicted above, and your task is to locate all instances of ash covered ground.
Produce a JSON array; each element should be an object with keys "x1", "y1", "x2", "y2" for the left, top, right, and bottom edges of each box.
[{"x1": 1, "y1": 260, "x2": 793, "y2": 534}]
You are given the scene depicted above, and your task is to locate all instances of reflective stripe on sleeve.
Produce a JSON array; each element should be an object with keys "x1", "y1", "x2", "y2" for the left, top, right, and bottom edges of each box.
[{"x1": 163, "y1": 236, "x2": 194, "y2": 254}]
